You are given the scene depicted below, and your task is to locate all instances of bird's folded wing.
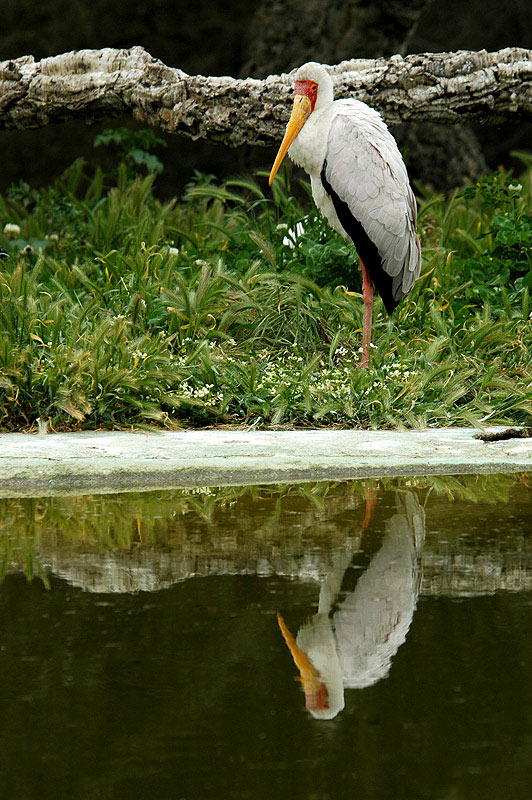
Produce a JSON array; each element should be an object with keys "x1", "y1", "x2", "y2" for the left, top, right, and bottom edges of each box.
[{"x1": 323, "y1": 107, "x2": 421, "y2": 301}]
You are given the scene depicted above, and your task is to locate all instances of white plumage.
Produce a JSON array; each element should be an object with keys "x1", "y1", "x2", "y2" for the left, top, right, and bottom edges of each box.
[
  {"x1": 279, "y1": 492, "x2": 425, "y2": 720},
  {"x1": 269, "y1": 62, "x2": 422, "y2": 366}
]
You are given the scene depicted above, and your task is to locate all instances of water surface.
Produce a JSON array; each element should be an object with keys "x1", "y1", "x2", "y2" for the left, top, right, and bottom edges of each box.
[{"x1": 1, "y1": 474, "x2": 531, "y2": 799}]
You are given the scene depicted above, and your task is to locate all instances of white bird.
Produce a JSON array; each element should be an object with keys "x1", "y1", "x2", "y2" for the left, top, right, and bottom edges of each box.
[
  {"x1": 269, "y1": 62, "x2": 422, "y2": 368},
  {"x1": 277, "y1": 491, "x2": 425, "y2": 720}
]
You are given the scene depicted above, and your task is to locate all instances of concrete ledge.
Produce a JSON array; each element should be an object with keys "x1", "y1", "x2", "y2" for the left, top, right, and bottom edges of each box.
[{"x1": 0, "y1": 427, "x2": 530, "y2": 496}]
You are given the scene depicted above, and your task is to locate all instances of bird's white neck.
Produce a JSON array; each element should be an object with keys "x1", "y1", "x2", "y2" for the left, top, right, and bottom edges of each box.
[{"x1": 288, "y1": 103, "x2": 334, "y2": 176}]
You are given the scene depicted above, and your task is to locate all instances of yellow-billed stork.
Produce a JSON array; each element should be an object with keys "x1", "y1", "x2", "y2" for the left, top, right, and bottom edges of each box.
[
  {"x1": 277, "y1": 491, "x2": 425, "y2": 719},
  {"x1": 269, "y1": 62, "x2": 422, "y2": 367}
]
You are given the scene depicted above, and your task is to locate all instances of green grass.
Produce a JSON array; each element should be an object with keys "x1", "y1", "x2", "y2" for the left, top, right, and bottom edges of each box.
[{"x1": 0, "y1": 154, "x2": 531, "y2": 431}]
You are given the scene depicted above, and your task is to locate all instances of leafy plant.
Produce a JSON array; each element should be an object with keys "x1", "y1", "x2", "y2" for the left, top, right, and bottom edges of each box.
[
  {"x1": 184, "y1": 171, "x2": 360, "y2": 290},
  {"x1": 446, "y1": 167, "x2": 532, "y2": 304},
  {"x1": 94, "y1": 127, "x2": 167, "y2": 179},
  {"x1": 0, "y1": 157, "x2": 530, "y2": 431}
]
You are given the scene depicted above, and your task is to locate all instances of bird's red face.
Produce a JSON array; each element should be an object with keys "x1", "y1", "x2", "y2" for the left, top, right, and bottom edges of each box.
[
  {"x1": 294, "y1": 80, "x2": 318, "y2": 112},
  {"x1": 268, "y1": 80, "x2": 318, "y2": 185}
]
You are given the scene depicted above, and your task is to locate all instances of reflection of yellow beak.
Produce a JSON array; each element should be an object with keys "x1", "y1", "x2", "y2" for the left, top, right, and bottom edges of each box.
[
  {"x1": 277, "y1": 612, "x2": 329, "y2": 710},
  {"x1": 268, "y1": 95, "x2": 312, "y2": 185}
]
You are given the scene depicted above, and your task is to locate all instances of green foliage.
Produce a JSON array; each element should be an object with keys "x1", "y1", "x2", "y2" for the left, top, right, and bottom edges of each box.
[
  {"x1": 421, "y1": 158, "x2": 532, "y2": 306},
  {"x1": 2, "y1": 160, "x2": 91, "y2": 255},
  {"x1": 458, "y1": 169, "x2": 532, "y2": 299},
  {"x1": 93, "y1": 127, "x2": 167, "y2": 178},
  {"x1": 184, "y1": 171, "x2": 360, "y2": 290},
  {"x1": 0, "y1": 155, "x2": 530, "y2": 431}
]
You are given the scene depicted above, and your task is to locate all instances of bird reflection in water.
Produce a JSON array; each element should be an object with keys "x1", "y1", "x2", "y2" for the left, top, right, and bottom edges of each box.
[{"x1": 278, "y1": 489, "x2": 425, "y2": 719}]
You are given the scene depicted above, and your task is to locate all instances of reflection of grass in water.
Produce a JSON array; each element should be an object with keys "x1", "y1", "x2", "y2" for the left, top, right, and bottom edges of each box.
[
  {"x1": 0, "y1": 498, "x2": 51, "y2": 587},
  {"x1": 409, "y1": 471, "x2": 530, "y2": 504},
  {"x1": 0, "y1": 472, "x2": 528, "y2": 584}
]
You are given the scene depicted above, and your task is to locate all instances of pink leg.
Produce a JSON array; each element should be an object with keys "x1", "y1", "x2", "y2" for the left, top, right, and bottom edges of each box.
[
  {"x1": 360, "y1": 260, "x2": 374, "y2": 369},
  {"x1": 361, "y1": 486, "x2": 377, "y2": 535}
]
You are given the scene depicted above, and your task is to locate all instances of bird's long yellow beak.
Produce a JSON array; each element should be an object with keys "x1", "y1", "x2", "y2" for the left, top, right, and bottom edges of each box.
[
  {"x1": 268, "y1": 95, "x2": 312, "y2": 185},
  {"x1": 277, "y1": 612, "x2": 329, "y2": 710}
]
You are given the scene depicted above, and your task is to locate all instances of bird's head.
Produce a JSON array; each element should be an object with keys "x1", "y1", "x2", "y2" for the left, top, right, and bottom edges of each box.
[
  {"x1": 269, "y1": 62, "x2": 334, "y2": 185},
  {"x1": 277, "y1": 611, "x2": 344, "y2": 720}
]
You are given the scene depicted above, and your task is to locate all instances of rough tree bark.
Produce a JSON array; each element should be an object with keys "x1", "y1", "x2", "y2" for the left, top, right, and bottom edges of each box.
[{"x1": 0, "y1": 47, "x2": 530, "y2": 148}]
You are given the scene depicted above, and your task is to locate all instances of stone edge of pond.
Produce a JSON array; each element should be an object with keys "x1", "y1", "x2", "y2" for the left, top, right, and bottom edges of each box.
[{"x1": 0, "y1": 427, "x2": 530, "y2": 497}]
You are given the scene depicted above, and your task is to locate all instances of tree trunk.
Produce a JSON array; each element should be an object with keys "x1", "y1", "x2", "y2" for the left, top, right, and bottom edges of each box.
[
  {"x1": 240, "y1": 0, "x2": 433, "y2": 78},
  {"x1": 393, "y1": 122, "x2": 488, "y2": 189},
  {"x1": 0, "y1": 47, "x2": 530, "y2": 149}
]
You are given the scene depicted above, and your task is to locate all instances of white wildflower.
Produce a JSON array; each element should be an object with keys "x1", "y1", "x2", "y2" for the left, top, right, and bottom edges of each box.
[
  {"x1": 3, "y1": 223, "x2": 20, "y2": 239},
  {"x1": 282, "y1": 221, "x2": 306, "y2": 248}
]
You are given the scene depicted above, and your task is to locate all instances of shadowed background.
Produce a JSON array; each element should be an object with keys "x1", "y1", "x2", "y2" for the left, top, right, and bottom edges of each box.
[{"x1": 1, "y1": 0, "x2": 531, "y2": 195}]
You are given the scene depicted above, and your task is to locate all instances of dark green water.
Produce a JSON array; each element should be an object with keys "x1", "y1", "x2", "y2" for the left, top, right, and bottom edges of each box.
[{"x1": 0, "y1": 474, "x2": 531, "y2": 800}]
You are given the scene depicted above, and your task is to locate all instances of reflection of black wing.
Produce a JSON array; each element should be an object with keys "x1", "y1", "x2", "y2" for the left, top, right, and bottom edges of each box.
[{"x1": 332, "y1": 493, "x2": 425, "y2": 688}]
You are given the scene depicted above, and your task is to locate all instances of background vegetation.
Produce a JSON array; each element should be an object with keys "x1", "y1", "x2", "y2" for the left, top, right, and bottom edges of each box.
[
  {"x1": 0, "y1": 133, "x2": 530, "y2": 432},
  {"x1": 1, "y1": 0, "x2": 531, "y2": 195}
]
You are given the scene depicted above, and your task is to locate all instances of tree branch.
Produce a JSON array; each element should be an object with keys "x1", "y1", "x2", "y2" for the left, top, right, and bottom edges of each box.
[{"x1": 0, "y1": 46, "x2": 531, "y2": 147}]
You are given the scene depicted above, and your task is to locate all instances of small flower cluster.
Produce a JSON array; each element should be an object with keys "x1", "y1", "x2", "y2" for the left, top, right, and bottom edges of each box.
[
  {"x1": 168, "y1": 352, "x2": 190, "y2": 366},
  {"x1": 360, "y1": 359, "x2": 418, "y2": 398},
  {"x1": 253, "y1": 352, "x2": 356, "y2": 414},
  {"x1": 3, "y1": 223, "x2": 21, "y2": 239},
  {"x1": 380, "y1": 360, "x2": 414, "y2": 381},
  {"x1": 178, "y1": 381, "x2": 223, "y2": 407}
]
